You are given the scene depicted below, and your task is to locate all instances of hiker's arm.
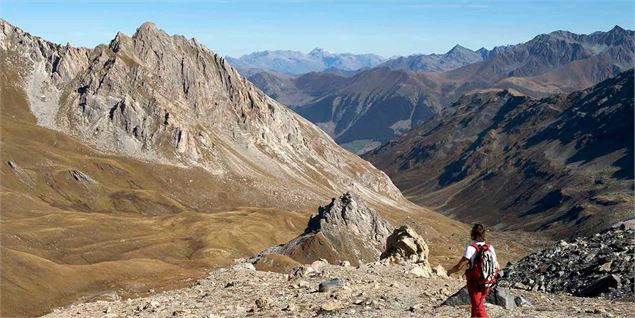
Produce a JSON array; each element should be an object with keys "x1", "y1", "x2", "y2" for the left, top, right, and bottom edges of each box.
[{"x1": 447, "y1": 257, "x2": 469, "y2": 276}]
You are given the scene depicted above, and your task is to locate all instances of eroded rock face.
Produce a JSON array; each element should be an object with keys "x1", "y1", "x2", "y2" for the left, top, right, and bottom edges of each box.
[
  {"x1": 0, "y1": 19, "x2": 404, "y2": 210},
  {"x1": 499, "y1": 225, "x2": 634, "y2": 299},
  {"x1": 253, "y1": 193, "x2": 393, "y2": 266}
]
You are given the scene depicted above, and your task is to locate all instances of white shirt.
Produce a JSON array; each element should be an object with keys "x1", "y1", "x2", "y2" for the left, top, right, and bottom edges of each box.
[{"x1": 464, "y1": 241, "x2": 497, "y2": 267}]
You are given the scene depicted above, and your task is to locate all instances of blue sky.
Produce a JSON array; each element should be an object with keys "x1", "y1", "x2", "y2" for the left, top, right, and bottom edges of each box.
[{"x1": 1, "y1": 0, "x2": 633, "y2": 57}]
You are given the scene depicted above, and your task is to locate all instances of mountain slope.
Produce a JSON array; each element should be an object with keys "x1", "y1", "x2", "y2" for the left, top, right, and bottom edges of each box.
[
  {"x1": 226, "y1": 48, "x2": 385, "y2": 75},
  {"x1": 294, "y1": 67, "x2": 440, "y2": 153},
  {"x1": 365, "y1": 70, "x2": 634, "y2": 237},
  {"x1": 248, "y1": 70, "x2": 350, "y2": 107}
]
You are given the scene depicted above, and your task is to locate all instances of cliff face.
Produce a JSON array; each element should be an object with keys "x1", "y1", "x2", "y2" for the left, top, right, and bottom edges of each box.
[{"x1": 0, "y1": 19, "x2": 404, "y2": 208}]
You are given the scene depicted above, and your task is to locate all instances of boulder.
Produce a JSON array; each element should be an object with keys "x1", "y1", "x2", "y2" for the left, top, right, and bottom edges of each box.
[
  {"x1": 444, "y1": 286, "x2": 522, "y2": 310},
  {"x1": 255, "y1": 297, "x2": 272, "y2": 309},
  {"x1": 579, "y1": 274, "x2": 621, "y2": 297},
  {"x1": 381, "y1": 225, "x2": 430, "y2": 265},
  {"x1": 310, "y1": 259, "x2": 329, "y2": 272},
  {"x1": 408, "y1": 264, "x2": 431, "y2": 278},
  {"x1": 231, "y1": 262, "x2": 256, "y2": 271},
  {"x1": 443, "y1": 287, "x2": 470, "y2": 306},
  {"x1": 319, "y1": 278, "x2": 344, "y2": 293},
  {"x1": 514, "y1": 296, "x2": 533, "y2": 307},
  {"x1": 485, "y1": 287, "x2": 516, "y2": 310}
]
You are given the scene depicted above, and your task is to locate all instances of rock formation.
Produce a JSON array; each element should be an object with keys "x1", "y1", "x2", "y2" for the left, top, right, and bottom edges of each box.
[
  {"x1": 252, "y1": 192, "x2": 393, "y2": 266},
  {"x1": 499, "y1": 225, "x2": 634, "y2": 299},
  {"x1": 380, "y1": 225, "x2": 430, "y2": 265}
]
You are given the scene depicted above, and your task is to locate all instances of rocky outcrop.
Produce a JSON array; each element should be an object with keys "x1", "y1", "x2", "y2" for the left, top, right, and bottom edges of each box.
[
  {"x1": 380, "y1": 225, "x2": 430, "y2": 265},
  {"x1": 252, "y1": 193, "x2": 393, "y2": 266},
  {"x1": 499, "y1": 225, "x2": 634, "y2": 299},
  {"x1": 379, "y1": 225, "x2": 433, "y2": 279},
  {"x1": 0, "y1": 19, "x2": 405, "y2": 210}
]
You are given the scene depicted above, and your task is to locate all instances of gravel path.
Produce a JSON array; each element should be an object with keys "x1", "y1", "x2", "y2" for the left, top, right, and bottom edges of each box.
[{"x1": 45, "y1": 263, "x2": 632, "y2": 317}]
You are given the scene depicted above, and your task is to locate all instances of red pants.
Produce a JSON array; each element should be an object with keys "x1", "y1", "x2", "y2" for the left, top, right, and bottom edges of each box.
[{"x1": 467, "y1": 274, "x2": 490, "y2": 317}]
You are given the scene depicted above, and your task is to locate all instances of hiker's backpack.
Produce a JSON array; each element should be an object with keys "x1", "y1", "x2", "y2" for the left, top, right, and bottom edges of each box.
[{"x1": 468, "y1": 243, "x2": 498, "y2": 288}]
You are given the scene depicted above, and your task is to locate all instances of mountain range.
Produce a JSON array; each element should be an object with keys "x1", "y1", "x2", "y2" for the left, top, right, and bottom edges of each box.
[
  {"x1": 381, "y1": 44, "x2": 489, "y2": 72},
  {"x1": 0, "y1": 19, "x2": 472, "y2": 316},
  {"x1": 247, "y1": 26, "x2": 634, "y2": 153},
  {"x1": 365, "y1": 70, "x2": 634, "y2": 236},
  {"x1": 1, "y1": 17, "x2": 633, "y2": 317},
  {"x1": 226, "y1": 48, "x2": 385, "y2": 76}
]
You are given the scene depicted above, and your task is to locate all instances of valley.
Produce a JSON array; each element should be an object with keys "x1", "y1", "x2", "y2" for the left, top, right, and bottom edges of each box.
[{"x1": 0, "y1": 6, "x2": 633, "y2": 318}]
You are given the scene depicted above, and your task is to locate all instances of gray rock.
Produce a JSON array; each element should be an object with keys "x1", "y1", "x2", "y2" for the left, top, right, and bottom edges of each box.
[
  {"x1": 580, "y1": 274, "x2": 621, "y2": 297},
  {"x1": 252, "y1": 193, "x2": 394, "y2": 267},
  {"x1": 514, "y1": 296, "x2": 533, "y2": 307},
  {"x1": 499, "y1": 227, "x2": 634, "y2": 299},
  {"x1": 319, "y1": 278, "x2": 344, "y2": 293},
  {"x1": 485, "y1": 287, "x2": 516, "y2": 310},
  {"x1": 232, "y1": 262, "x2": 256, "y2": 271},
  {"x1": 443, "y1": 287, "x2": 471, "y2": 306},
  {"x1": 255, "y1": 297, "x2": 272, "y2": 309},
  {"x1": 444, "y1": 286, "x2": 522, "y2": 310}
]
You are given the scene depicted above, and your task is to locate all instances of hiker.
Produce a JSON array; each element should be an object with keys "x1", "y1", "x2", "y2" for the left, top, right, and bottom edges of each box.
[{"x1": 447, "y1": 224, "x2": 500, "y2": 318}]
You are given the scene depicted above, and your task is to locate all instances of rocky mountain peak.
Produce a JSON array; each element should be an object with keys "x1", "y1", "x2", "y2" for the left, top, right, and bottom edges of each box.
[
  {"x1": 133, "y1": 21, "x2": 161, "y2": 37},
  {"x1": 446, "y1": 44, "x2": 472, "y2": 55},
  {"x1": 609, "y1": 25, "x2": 626, "y2": 34},
  {"x1": 2, "y1": 19, "x2": 405, "y2": 210}
]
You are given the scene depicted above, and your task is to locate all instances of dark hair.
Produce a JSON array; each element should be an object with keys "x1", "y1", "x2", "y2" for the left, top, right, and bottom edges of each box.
[{"x1": 471, "y1": 224, "x2": 486, "y2": 241}]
